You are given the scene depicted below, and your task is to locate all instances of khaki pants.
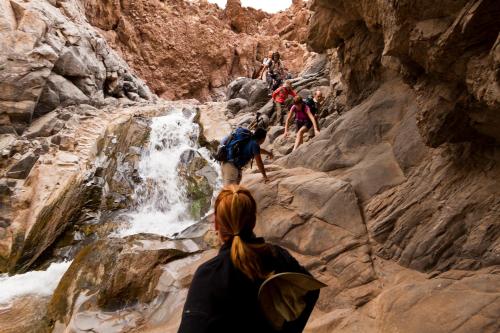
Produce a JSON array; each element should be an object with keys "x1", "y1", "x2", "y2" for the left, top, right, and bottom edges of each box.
[
  {"x1": 272, "y1": 102, "x2": 284, "y2": 125},
  {"x1": 221, "y1": 162, "x2": 242, "y2": 186}
]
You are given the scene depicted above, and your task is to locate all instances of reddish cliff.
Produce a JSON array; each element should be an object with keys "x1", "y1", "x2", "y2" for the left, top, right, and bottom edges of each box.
[{"x1": 80, "y1": 0, "x2": 312, "y2": 101}]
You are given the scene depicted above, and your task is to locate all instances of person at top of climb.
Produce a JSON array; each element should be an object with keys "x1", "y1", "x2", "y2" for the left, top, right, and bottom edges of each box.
[
  {"x1": 259, "y1": 51, "x2": 274, "y2": 81},
  {"x1": 178, "y1": 185, "x2": 322, "y2": 333},
  {"x1": 219, "y1": 127, "x2": 273, "y2": 185},
  {"x1": 284, "y1": 96, "x2": 320, "y2": 152},
  {"x1": 267, "y1": 52, "x2": 286, "y2": 92},
  {"x1": 271, "y1": 80, "x2": 296, "y2": 125}
]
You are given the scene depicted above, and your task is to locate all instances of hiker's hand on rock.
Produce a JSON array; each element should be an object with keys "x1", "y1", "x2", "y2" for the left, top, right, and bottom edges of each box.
[
  {"x1": 284, "y1": 131, "x2": 288, "y2": 138},
  {"x1": 314, "y1": 128, "x2": 320, "y2": 136},
  {"x1": 263, "y1": 176, "x2": 270, "y2": 183}
]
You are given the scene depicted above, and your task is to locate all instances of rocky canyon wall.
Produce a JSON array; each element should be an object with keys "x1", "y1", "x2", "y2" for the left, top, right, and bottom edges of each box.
[
  {"x1": 0, "y1": 1, "x2": 499, "y2": 333},
  {"x1": 308, "y1": 0, "x2": 500, "y2": 146},
  {"x1": 244, "y1": 0, "x2": 499, "y2": 331},
  {"x1": 79, "y1": 0, "x2": 313, "y2": 100},
  {"x1": 0, "y1": 0, "x2": 155, "y2": 136}
]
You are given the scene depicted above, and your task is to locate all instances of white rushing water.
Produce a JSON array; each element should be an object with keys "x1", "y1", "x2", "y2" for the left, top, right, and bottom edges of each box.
[
  {"x1": 0, "y1": 108, "x2": 218, "y2": 305},
  {"x1": 0, "y1": 261, "x2": 72, "y2": 306},
  {"x1": 118, "y1": 109, "x2": 217, "y2": 237}
]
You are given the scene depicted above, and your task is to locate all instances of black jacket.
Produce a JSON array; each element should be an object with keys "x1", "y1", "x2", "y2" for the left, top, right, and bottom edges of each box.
[{"x1": 178, "y1": 239, "x2": 319, "y2": 333}]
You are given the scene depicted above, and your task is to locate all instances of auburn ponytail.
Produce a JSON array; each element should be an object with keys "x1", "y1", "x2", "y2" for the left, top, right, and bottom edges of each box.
[{"x1": 215, "y1": 185, "x2": 270, "y2": 280}]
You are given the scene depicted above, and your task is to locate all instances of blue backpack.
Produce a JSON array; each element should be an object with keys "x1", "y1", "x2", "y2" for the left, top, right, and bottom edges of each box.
[
  {"x1": 225, "y1": 128, "x2": 254, "y2": 168},
  {"x1": 304, "y1": 97, "x2": 318, "y2": 115}
]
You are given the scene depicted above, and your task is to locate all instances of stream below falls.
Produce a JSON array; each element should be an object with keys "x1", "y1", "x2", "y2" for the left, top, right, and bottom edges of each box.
[{"x1": 0, "y1": 107, "x2": 219, "y2": 309}]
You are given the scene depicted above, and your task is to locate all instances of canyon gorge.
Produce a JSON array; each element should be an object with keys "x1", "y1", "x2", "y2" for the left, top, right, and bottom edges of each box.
[{"x1": 0, "y1": 0, "x2": 499, "y2": 332}]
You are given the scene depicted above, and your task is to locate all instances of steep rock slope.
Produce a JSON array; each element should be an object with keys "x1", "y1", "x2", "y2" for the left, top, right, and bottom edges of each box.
[
  {"x1": 237, "y1": 0, "x2": 500, "y2": 331},
  {"x1": 79, "y1": 0, "x2": 312, "y2": 100},
  {"x1": 0, "y1": 0, "x2": 154, "y2": 136}
]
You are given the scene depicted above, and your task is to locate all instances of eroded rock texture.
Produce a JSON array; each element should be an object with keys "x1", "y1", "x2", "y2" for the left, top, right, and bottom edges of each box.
[
  {"x1": 0, "y1": 0, "x2": 154, "y2": 135},
  {"x1": 229, "y1": 1, "x2": 499, "y2": 331},
  {"x1": 308, "y1": 0, "x2": 500, "y2": 147},
  {"x1": 79, "y1": 0, "x2": 312, "y2": 101}
]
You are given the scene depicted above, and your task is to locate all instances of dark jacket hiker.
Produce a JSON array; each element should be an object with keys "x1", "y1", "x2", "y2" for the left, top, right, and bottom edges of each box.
[{"x1": 178, "y1": 186, "x2": 323, "y2": 333}]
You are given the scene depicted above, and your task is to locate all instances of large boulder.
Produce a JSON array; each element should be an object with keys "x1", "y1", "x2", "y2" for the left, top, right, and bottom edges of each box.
[
  {"x1": 47, "y1": 235, "x2": 208, "y2": 330},
  {"x1": 227, "y1": 77, "x2": 253, "y2": 100},
  {"x1": 226, "y1": 78, "x2": 270, "y2": 110},
  {"x1": 0, "y1": 0, "x2": 154, "y2": 134},
  {"x1": 226, "y1": 98, "x2": 248, "y2": 114}
]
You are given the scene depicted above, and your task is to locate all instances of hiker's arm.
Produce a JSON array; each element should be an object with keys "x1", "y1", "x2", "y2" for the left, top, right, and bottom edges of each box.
[
  {"x1": 290, "y1": 90, "x2": 297, "y2": 97},
  {"x1": 284, "y1": 110, "x2": 293, "y2": 137},
  {"x1": 254, "y1": 153, "x2": 268, "y2": 182},
  {"x1": 307, "y1": 109, "x2": 320, "y2": 136},
  {"x1": 260, "y1": 148, "x2": 274, "y2": 159}
]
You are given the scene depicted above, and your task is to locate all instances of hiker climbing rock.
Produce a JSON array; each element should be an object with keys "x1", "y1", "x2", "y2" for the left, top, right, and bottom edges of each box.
[
  {"x1": 284, "y1": 96, "x2": 320, "y2": 151},
  {"x1": 178, "y1": 185, "x2": 322, "y2": 333},
  {"x1": 216, "y1": 127, "x2": 273, "y2": 185},
  {"x1": 258, "y1": 51, "x2": 274, "y2": 81},
  {"x1": 266, "y1": 52, "x2": 286, "y2": 93},
  {"x1": 304, "y1": 90, "x2": 324, "y2": 132},
  {"x1": 271, "y1": 80, "x2": 297, "y2": 125}
]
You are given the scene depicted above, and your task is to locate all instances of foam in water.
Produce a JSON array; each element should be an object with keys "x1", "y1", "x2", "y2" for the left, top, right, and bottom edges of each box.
[
  {"x1": 119, "y1": 109, "x2": 210, "y2": 237},
  {"x1": 0, "y1": 261, "x2": 72, "y2": 306},
  {"x1": 0, "y1": 108, "x2": 218, "y2": 304}
]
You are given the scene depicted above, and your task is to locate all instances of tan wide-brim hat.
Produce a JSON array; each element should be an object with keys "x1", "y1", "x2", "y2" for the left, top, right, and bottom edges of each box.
[{"x1": 258, "y1": 272, "x2": 327, "y2": 330}]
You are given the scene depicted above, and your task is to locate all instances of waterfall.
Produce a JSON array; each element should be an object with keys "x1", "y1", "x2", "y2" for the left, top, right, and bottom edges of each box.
[
  {"x1": 117, "y1": 108, "x2": 217, "y2": 237},
  {"x1": 0, "y1": 107, "x2": 218, "y2": 305}
]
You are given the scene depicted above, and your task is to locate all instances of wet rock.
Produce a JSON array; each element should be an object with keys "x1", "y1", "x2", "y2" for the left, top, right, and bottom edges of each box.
[
  {"x1": 47, "y1": 233, "x2": 217, "y2": 333},
  {"x1": 178, "y1": 150, "x2": 216, "y2": 220},
  {"x1": 0, "y1": 295, "x2": 50, "y2": 333},
  {"x1": 47, "y1": 236, "x2": 194, "y2": 325},
  {"x1": 6, "y1": 151, "x2": 39, "y2": 179}
]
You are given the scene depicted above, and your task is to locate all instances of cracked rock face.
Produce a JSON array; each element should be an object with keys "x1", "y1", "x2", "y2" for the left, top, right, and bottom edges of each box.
[
  {"x1": 308, "y1": 0, "x2": 500, "y2": 147},
  {"x1": 0, "y1": 0, "x2": 154, "y2": 135}
]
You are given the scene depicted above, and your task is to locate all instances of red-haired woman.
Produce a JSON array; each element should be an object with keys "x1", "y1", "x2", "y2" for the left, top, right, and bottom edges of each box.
[{"x1": 178, "y1": 185, "x2": 320, "y2": 333}]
